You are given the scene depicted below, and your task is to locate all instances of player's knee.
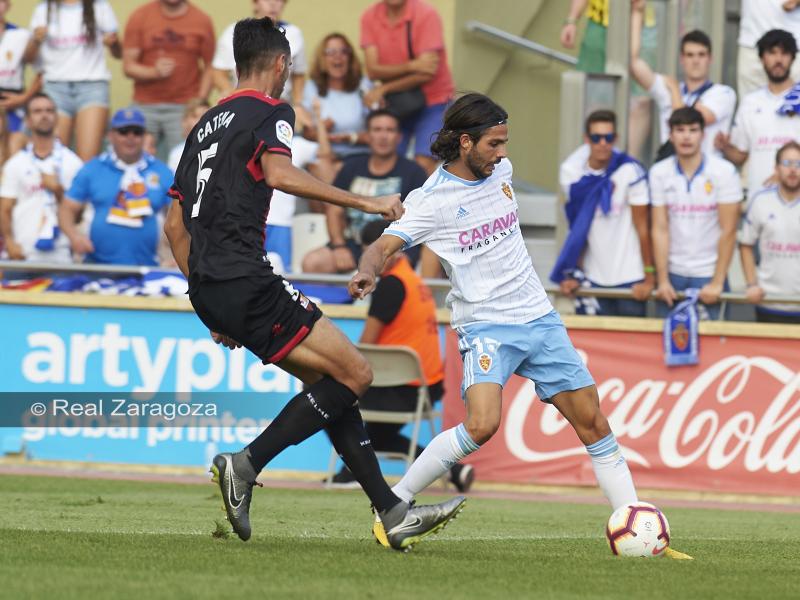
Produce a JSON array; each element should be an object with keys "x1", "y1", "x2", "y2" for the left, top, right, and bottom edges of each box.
[
  {"x1": 345, "y1": 356, "x2": 373, "y2": 397},
  {"x1": 465, "y1": 415, "x2": 500, "y2": 445}
]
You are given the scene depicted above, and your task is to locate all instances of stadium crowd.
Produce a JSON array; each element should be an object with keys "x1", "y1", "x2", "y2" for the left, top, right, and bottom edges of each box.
[{"x1": 0, "y1": 0, "x2": 799, "y2": 323}]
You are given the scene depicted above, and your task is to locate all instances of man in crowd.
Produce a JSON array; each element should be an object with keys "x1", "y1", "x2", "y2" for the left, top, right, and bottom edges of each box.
[
  {"x1": 0, "y1": 93, "x2": 82, "y2": 264},
  {"x1": 123, "y1": 0, "x2": 215, "y2": 158},
  {"x1": 651, "y1": 107, "x2": 742, "y2": 320},
  {"x1": 59, "y1": 108, "x2": 173, "y2": 266},
  {"x1": 554, "y1": 110, "x2": 653, "y2": 317},
  {"x1": 630, "y1": 0, "x2": 736, "y2": 159},
  {"x1": 737, "y1": 0, "x2": 800, "y2": 97},
  {"x1": 739, "y1": 141, "x2": 800, "y2": 324},
  {"x1": 716, "y1": 29, "x2": 800, "y2": 202},
  {"x1": 330, "y1": 220, "x2": 474, "y2": 492},
  {"x1": 302, "y1": 109, "x2": 426, "y2": 273}
]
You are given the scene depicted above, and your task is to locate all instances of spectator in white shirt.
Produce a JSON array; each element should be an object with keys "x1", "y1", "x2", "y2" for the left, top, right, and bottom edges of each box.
[
  {"x1": 739, "y1": 141, "x2": 800, "y2": 324},
  {"x1": 556, "y1": 110, "x2": 654, "y2": 317},
  {"x1": 737, "y1": 0, "x2": 800, "y2": 97},
  {"x1": 651, "y1": 107, "x2": 742, "y2": 320},
  {"x1": 24, "y1": 0, "x2": 122, "y2": 161},
  {"x1": 630, "y1": 1, "x2": 736, "y2": 160},
  {"x1": 716, "y1": 29, "x2": 800, "y2": 204},
  {"x1": 0, "y1": 92, "x2": 82, "y2": 264}
]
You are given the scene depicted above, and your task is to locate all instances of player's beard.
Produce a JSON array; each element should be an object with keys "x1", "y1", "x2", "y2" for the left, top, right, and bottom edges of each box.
[
  {"x1": 465, "y1": 148, "x2": 496, "y2": 180},
  {"x1": 766, "y1": 63, "x2": 791, "y2": 83}
]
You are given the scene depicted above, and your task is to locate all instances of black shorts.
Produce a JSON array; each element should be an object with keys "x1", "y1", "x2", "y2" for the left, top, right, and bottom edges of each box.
[{"x1": 190, "y1": 275, "x2": 323, "y2": 364}]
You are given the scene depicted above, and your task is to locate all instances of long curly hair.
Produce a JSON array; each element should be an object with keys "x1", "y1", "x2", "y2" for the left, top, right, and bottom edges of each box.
[
  {"x1": 309, "y1": 33, "x2": 362, "y2": 97},
  {"x1": 47, "y1": 0, "x2": 97, "y2": 45},
  {"x1": 430, "y1": 93, "x2": 508, "y2": 163}
]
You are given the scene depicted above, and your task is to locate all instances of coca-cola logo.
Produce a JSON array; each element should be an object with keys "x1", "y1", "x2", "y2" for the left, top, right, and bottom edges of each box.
[{"x1": 504, "y1": 355, "x2": 800, "y2": 475}]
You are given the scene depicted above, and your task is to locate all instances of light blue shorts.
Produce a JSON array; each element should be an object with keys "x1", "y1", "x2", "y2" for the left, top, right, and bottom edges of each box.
[
  {"x1": 43, "y1": 80, "x2": 110, "y2": 118},
  {"x1": 456, "y1": 310, "x2": 595, "y2": 402}
]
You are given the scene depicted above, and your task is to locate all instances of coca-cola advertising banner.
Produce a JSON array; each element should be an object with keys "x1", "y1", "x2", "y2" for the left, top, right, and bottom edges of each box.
[{"x1": 442, "y1": 326, "x2": 800, "y2": 496}]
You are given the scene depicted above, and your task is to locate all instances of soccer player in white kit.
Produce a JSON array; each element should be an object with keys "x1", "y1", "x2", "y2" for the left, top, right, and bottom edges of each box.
[{"x1": 350, "y1": 94, "x2": 691, "y2": 557}]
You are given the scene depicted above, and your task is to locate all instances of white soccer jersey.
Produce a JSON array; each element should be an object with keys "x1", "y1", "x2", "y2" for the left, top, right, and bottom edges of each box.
[
  {"x1": 384, "y1": 158, "x2": 553, "y2": 328},
  {"x1": 649, "y1": 154, "x2": 742, "y2": 278},
  {"x1": 738, "y1": 0, "x2": 800, "y2": 48},
  {"x1": 649, "y1": 74, "x2": 736, "y2": 158},
  {"x1": 729, "y1": 86, "x2": 800, "y2": 200},
  {"x1": 559, "y1": 147, "x2": 650, "y2": 286},
  {"x1": 739, "y1": 187, "x2": 800, "y2": 313},
  {"x1": 0, "y1": 143, "x2": 83, "y2": 262},
  {"x1": 0, "y1": 24, "x2": 30, "y2": 91},
  {"x1": 212, "y1": 21, "x2": 306, "y2": 101},
  {"x1": 29, "y1": 0, "x2": 118, "y2": 82}
]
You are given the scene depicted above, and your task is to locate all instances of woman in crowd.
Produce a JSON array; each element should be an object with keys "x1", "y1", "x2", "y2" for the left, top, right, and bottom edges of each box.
[
  {"x1": 24, "y1": 0, "x2": 121, "y2": 161},
  {"x1": 301, "y1": 33, "x2": 370, "y2": 159}
]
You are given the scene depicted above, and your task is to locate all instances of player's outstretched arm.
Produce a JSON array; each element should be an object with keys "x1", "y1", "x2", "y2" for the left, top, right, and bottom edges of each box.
[
  {"x1": 164, "y1": 199, "x2": 191, "y2": 279},
  {"x1": 348, "y1": 234, "x2": 405, "y2": 299},
  {"x1": 262, "y1": 153, "x2": 403, "y2": 221}
]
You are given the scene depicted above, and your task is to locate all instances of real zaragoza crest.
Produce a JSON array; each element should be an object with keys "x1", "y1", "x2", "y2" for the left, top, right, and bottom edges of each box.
[
  {"x1": 671, "y1": 323, "x2": 689, "y2": 351},
  {"x1": 478, "y1": 353, "x2": 492, "y2": 372},
  {"x1": 501, "y1": 182, "x2": 513, "y2": 200}
]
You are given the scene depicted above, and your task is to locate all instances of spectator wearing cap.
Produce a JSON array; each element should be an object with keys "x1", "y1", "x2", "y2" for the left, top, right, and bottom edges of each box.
[
  {"x1": 360, "y1": 0, "x2": 454, "y2": 175},
  {"x1": 58, "y1": 108, "x2": 173, "y2": 266}
]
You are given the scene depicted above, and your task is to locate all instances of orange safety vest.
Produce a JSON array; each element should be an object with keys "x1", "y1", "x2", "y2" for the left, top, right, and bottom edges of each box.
[{"x1": 375, "y1": 256, "x2": 444, "y2": 387}]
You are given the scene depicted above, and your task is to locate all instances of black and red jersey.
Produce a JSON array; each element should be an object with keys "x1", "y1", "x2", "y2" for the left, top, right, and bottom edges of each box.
[{"x1": 169, "y1": 89, "x2": 294, "y2": 286}]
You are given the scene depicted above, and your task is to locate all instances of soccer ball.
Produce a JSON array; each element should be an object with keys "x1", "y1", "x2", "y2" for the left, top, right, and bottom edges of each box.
[{"x1": 605, "y1": 502, "x2": 670, "y2": 558}]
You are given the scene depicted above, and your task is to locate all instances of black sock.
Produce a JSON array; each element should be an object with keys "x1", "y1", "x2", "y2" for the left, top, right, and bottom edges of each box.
[
  {"x1": 326, "y1": 404, "x2": 401, "y2": 513},
  {"x1": 246, "y1": 377, "x2": 355, "y2": 472}
]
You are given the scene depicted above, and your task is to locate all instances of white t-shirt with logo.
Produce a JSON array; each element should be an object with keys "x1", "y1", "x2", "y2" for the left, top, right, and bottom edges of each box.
[
  {"x1": 0, "y1": 144, "x2": 83, "y2": 262},
  {"x1": 0, "y1": 24, "x2": 31, "y2": 91},
  {"x1": 29, "y1": 0, "x2": 118, "y2": 82},
  {"x1": 729, "y1": 86, "x2": 800, "y2": 199},
  {"x1": 649, "y1": 74, "x2": 737, "y2": 157},
  {"x1": 384, "y1": 158, "x2": 553, "y2": 328},
  {"x1": 560, "y1": 146, "x2": 650, "y2": 286},
  {"x1": 738, "y1": 0, "x2": 800, "y2": 48},
  {"x1": 739, "y1": 187, "x2": 800, "y2": 313},
  {"x1": 212, "y1": 21, "x2": 306, "y2": 101},
  {"x1": 649, "y1": 154, "x2": 742, "y2": 278}
]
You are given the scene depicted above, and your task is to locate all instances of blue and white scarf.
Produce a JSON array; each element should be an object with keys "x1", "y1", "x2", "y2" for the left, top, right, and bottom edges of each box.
[{"x1": 664, "y1": 288, "x2": 700, "y2": 367}]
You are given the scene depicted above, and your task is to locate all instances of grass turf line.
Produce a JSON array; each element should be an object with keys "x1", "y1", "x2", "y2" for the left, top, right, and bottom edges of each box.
[{"x1": 1, "y1": 474, "x2": 798, "y2": 600}]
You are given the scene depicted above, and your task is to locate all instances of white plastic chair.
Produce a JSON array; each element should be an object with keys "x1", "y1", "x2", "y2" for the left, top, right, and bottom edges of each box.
[{"x1": 291, "y1": 213, "x2": 329, "y2": 273}]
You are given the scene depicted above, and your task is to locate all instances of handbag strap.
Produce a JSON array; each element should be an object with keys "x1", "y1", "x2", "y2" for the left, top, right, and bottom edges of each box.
[{"x1": 406, "y1": 20, "x2": 414, "y2": 59}]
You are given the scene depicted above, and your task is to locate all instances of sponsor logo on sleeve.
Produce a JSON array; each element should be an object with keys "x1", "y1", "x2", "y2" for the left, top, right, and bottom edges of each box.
[{"x1": 276, "y1": 120, "x2": 293, "y2": 147}]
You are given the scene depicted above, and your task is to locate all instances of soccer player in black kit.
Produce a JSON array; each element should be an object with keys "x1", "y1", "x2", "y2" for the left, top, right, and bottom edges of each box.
[{"x1": 164, "y1": 17, "x2": 464, "y2": 551}]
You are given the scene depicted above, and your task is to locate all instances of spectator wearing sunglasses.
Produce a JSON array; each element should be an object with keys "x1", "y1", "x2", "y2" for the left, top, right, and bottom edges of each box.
[
  {"x1": 59, "y1": 108, "x2": 173, "y2": 266},
  {"x1": 552, "y1": 110, "x2": 653, "y2": 317},
  {"x1": 738, "y1": 141, "x2": 800, "y2": 324}
]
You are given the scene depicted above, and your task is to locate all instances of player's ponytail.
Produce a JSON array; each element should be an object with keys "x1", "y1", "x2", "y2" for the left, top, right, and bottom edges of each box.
[{"x1": 430, "y1": 93, "x2": 508, "y2": 163}]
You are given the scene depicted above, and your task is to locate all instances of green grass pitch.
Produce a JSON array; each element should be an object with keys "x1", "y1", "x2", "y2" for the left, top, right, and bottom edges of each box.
[{"x1": 1, "y1": 474, "x2": 798, "y2": 599}]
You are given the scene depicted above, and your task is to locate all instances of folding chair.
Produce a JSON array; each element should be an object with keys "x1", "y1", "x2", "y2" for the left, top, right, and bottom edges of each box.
[{"x1": 325, "y1": 343, "x2": 440, "y2": 487}]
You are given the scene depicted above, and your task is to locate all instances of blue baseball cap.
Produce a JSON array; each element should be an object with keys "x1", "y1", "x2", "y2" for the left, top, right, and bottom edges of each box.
[{"x1": 110, "y1": 107, "x2": 146, "y2": 130}]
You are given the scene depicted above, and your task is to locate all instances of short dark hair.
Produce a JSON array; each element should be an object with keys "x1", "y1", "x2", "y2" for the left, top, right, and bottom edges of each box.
[
  {"x1": 366, "y1": 109, "x2": 400, "y2": 129},
  {"x1": 757, "y1": 29, "x2": 798, "y2": 58},
  {"x1": 233, "y1": 17, "x2": 291, "y2": 80},
  {"x1": 668, "y1": 106, "x2": 705, "y2": 131},
  {"x1": 584, "y1": 110, "x2": 616, "y2": 136},
  {"x1": 776, "y1": 140, "x2": 800, "y2": 163},
  {"x1": 681, "y1": 30, "x2": 712, "y2": 53},
  {"x1": 360, "y1": 220, "x2": 390, "y2": 246},
  {"x1": 430, "y1": 93, "x2": 508, "y2": 163},
  {"x1": 25, "y1": 92, "x2": 55, "y2": 115}
]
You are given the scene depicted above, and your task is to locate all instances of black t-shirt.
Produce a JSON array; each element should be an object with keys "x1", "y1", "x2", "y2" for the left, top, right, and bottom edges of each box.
[
  {"x1": 333, "y1": 154, "x2": 427, "y2": 242},
  {"x1": 169, "y1": 90, "x2": 295, "y2": 287},
  {"x1": 368, "y1": 275, "x2": 406, "y2": 324}
]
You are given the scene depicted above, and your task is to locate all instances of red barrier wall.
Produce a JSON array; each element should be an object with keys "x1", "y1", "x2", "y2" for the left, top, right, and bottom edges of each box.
[{"x1": 443, "y1": 324, "x2": 800, "y2": 496}]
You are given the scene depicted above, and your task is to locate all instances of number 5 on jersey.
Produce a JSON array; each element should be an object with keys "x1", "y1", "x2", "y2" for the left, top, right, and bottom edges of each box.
[{"x1": 192, "y1": 142, "x2": 218, "y2": 218}]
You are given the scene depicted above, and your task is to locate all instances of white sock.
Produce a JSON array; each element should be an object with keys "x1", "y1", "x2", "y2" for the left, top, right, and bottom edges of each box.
[
  {"x1": 392, "y1": 423, "x2": 480, "y2": 502},
  {"x1": 585, "y1": 433, "x2": 638, "y2": 511}
]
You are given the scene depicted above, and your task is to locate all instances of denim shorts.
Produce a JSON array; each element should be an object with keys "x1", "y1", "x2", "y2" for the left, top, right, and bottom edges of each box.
[
  {"x1": 43, "y1": 80, "x2": 110, "y2": 117},
  {"x1": 456, "y1": 310, "x2": 595, "y2": 402}
]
